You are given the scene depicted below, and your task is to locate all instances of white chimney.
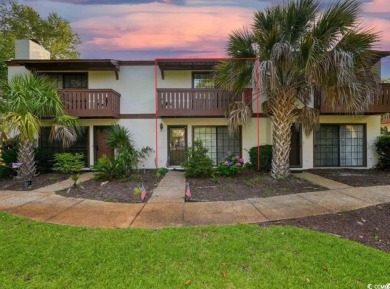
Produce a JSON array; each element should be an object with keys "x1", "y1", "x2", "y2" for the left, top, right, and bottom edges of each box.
[{"x1": 15, "y1": 39, "x2": 50, "y2": 60}]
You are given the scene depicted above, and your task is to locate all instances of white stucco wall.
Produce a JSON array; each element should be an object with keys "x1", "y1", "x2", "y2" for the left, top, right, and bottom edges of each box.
[{"x1": 89, "y1": 66, "x2": 155, "y2": 114}]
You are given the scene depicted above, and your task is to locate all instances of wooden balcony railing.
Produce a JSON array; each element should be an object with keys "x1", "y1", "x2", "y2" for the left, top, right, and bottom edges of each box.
[
  {"x1": 60, "y1": 89, "x2": 121, "y2": 118},
  {"x1": 316, "y1": 83, "x2": 390, "y2": 114},
  {"x1": 158, "y1": 88, "x2": 251, "y2": 117}
]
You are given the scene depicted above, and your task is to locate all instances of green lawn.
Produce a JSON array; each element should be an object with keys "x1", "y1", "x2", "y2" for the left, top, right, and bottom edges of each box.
[{"x1": 0, "y1": 212, "x2": 388, "y2": 289}]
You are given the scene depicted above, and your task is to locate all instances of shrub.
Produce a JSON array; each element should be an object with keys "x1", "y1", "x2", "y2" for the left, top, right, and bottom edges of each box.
[
  {"x1": 375, "y1": 135, "x2": 390, "y2": 169},
  {"x1": 182, "y1": 140, "x2": 214, "y2": 178},
  {"x1": 94, "y1": 155, "x2": 117, "y2": 181},
  {"x1": 54, "y1": 153, "x2": 85, "y2": 186},
  {"x1": 156, "y1": 167, "x2": 169, "y2": 179},
  {"x1": 216, "y1": 151, "x2": 244, "y2": 176},
  {"x1": 249, "y1": 145, "x2": 273, "y2": 172},
  {"x1": 54, "y1": 153, "x2": 85, "y2": 174},
  {"x1": 0, "y1": 138, "x2": 18, "y2": 179}
]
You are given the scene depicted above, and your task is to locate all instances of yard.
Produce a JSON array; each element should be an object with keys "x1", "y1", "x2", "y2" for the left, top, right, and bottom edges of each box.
[{"x1": 0, "y1": 212, "x2": 389, "y2": 289}]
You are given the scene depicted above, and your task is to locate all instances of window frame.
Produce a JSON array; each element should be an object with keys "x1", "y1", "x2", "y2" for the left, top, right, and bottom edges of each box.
[
  {"x1": 313, "y1": 123, "x2": 367, "y2": 167},
  {"x1": 192, "y1": 71, "x2": 215, "y2": 89},
  {"x1": 192, "y1": 125, "x2": 242, "y2": 165}
]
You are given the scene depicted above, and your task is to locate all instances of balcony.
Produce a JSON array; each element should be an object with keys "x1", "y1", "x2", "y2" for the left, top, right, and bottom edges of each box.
[
  {"x1": 158, "y1": 88, "x2": 251, "y2": 117},
  {"x1": 316, "y1": 83, "x2": 390, "y2": 114},
  {"x1": 60, "y1": 89, "x2": 121, "y2": 118}
]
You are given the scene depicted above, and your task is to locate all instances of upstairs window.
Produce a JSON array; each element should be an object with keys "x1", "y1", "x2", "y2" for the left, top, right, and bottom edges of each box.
[
  {"x1": 42, "y1": 73, "x2": 88, "y2": 89},
  {"x1": 193, "y1": 72, "x2": 215, "y2": 88}
]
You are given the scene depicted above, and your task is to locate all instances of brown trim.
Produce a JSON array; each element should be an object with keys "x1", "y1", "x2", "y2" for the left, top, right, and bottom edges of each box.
[{"x1": 120, "y1": 114, "x2": 155, "y2": 119}]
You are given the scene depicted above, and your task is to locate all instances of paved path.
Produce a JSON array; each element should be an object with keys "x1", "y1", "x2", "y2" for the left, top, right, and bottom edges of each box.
[{"x1": 1, "y1": 171, "x2": 390, "y2": 229}]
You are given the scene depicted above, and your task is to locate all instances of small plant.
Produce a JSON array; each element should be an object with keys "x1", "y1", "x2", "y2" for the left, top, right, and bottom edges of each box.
[
  {"x1": 244, "y1": 175, "x2": 263, "y2": 187},
  {"x1": 156, "y1": 167, "x2": 169, "y2": 179},
  {"x1": 54, "y1": 153, "x2": 85, "y2": 186},
  {"x1": 216, "y1": 151, "x2": 244, "y2": 176},
  {"x1": 181, "y1": 140, "x2": 214, "y2": 178},
  {"x1": 133, "y1": 186, "x2": 142, "y2": 197},
  {"x1": 93, "y1": 155, "x2": 116, "y2": 181}
]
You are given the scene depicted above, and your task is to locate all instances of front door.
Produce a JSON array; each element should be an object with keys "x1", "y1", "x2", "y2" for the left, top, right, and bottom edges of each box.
[
  {"x1": 94, "y1": 126, "x2": 111, "y2": 162},
  {"x1": 290, "y1": 125, "x2": 301, "y2": 167},
  {"x1": 168, "y1": 126, "x2": 187, "y2": 166}
]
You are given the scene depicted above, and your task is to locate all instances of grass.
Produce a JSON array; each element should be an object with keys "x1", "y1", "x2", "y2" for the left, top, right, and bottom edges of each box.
[{"x1": 0, "y1": 212, "x2": 389, "y2": 289}]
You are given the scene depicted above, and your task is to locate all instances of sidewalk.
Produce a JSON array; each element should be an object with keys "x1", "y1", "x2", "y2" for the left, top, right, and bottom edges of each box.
[{"x1": 1, "y1": 171, "x2": 390, "y2": 229}]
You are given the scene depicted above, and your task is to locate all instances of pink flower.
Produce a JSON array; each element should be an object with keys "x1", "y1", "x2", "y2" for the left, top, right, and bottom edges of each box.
[
  {"x1": 224, "y1": 161, "x2": 229, "y2": 166},
  {"x1": 239, "y1": 158, "x2": 244, "y2": 163},
  {"x1": 236, "y1": 156, "x2": 240, "y2": 160},
  {"x1": 236, "y1": 163, "x2": 241, "y2": 167}
]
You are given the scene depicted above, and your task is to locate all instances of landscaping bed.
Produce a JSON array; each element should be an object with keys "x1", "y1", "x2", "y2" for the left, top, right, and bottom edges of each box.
[
  {"x1": 264, "y1": 202, "x2": 390, "y2": 253},
  {"x1": 186, "y1": 169, "x2": 326, "y2": 202},
  {"x1": 56, "y1": 169, "x2": 159, "y2": 203},
  {"x1": 0, "y1": 173, "x2": 71, "y2": 191},
  {"x1": 309, "y1": 169, "x2": 390, "y2": 187}
]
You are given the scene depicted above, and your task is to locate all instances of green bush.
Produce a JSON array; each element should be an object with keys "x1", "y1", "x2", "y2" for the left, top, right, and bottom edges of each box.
[
  {"x1": 93, "y1": 155, "x2": 117, "y2": 181},
  {"x1": 182, "y1": 140, "x2": 214, "y2": 178},
  {"x1": 216, "y1": 151, "x2": 244, "y2": 176},
  {"x1": 0, "y1": 138, "x2": 18, "y2": 179},
  {"x1": 249, "y1": 145, "x2": 273, "y2": 172},
  {"x1": 375, "y1": 135, "x2": 390, "y2": 169},
  {"x1": 53, "y1": 153, "x2": 85, "y2": 174},
  {"x1": 156, "y1": 167, "x2": 169, "y2": 179}
]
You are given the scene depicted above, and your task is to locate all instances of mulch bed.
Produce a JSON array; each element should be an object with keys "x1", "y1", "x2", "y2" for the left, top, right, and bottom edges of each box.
[
  {"x1": 309, "y1": 169, "x2": 390, "y2": 187},
  {"x1": 262, "y1": 202, "x2": 390, "y2": 253},
  {"x1": 186, "y1": 170, "x2": 327, "y2": 202},
  {"x1": 0, "y1": 173, "x2": 71, "y2": 191},
  {"x1": 56, "y1": 170, "x2": 159, "y2": 203}
]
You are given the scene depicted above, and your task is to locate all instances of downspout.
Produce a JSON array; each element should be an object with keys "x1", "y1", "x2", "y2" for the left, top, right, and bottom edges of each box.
[{"x1": 154, "y1": 59, "x2": 158, "y2": 168}]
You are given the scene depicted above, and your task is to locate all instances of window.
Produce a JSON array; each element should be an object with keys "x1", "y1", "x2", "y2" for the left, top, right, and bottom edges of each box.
[
  {"x1": 314, "y1": 124, "x2": 365, "y2": 167},
  {"x1": 193, "y1": 126, "x2": 241, "y2": 164},
  {"x1": 42, "y1": 73, "x2": 88, "y2": 89},
  {"x1": 37, "y1": 127, "x2": 89, "y2": 171},
  {"x1": 193, "y1": 72, "x2": 215, "y2": 88}
]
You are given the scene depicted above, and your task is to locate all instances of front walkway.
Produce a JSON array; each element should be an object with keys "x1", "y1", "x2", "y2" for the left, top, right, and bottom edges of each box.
[{"x1": 1, "y1": 171, "x2": 390, "y2": 229}]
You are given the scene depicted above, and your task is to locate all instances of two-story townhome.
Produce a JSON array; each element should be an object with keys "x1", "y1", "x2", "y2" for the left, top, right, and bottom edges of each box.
[{"x1": 6, "y1": 39, "x2": 390, "y2": 170}]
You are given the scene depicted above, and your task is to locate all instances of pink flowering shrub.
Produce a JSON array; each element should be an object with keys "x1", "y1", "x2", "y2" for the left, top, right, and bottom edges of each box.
[{"x1": 217, "y1": 151, "x2": 244, "y2": 176}]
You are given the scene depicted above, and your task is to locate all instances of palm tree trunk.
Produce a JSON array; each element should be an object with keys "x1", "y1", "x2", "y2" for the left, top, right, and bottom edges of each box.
[
  {"x1": 270, "y1": 93, "x2": 295, "y2": 179},
  {"x1": 17, "y1": 141, "x2": 37, "y2": 179}
]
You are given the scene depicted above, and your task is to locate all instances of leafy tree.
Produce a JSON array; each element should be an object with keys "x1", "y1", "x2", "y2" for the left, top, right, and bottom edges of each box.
[
  {"x1": 0, "y1": 0, "x2": 81, "y2": 82},
  {"x1": 215, "y1": 0, "x2": 380, "y2": 179},
  {"x1": 0, "y1": 73, "x2": 82, "y2": 179}
]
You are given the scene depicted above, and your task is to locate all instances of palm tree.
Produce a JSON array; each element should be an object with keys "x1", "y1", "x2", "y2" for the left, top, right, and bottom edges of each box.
[
  {"x1": 1, "y1": 73, "x2": 81, "y2": 179},
  {"x1": 215, "y1": 0, "x2": 380, "y2": 179}
]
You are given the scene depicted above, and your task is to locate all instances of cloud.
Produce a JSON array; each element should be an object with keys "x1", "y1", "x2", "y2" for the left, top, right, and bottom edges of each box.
[
  {"x1": 72, "y1": 3, "x2": 254, "y2": 58},
  {"x1": 49, "y1": 0, "x2": 186, "y2": 5},
  {"x1": 364, "y1": 0, "x2": 390, "y2": 13}
]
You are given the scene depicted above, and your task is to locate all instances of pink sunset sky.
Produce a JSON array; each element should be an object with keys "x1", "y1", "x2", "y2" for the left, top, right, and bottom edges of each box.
[{"x1": 22, "y1": 0, "x2": 390, "y2": 77}]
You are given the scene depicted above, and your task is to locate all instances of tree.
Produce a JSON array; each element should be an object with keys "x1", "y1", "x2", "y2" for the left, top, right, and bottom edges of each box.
[
  {"x1": 0, "y1": 73, "x2": 82, "y2": 179},
  {"x1": 0, "y1": 0, "x2": 81, "y2": 82},
  {"x1": 215, "y1": 0, "x2": 380, "y2": 179}
]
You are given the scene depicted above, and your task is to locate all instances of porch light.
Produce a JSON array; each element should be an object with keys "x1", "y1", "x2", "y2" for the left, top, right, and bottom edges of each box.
[{"x1": 160, "y1": 123, "x2": 164, "y2": 131}]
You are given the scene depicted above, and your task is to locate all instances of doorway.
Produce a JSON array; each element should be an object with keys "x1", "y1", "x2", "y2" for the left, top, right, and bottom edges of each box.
[
  {"x1": 94, "y1": 126, "x2": 111, "y2": 162},
  {"x1": 290, "y1": 125, "x2": 302, "y2": 167},
  {"x1": 168, "y1": 126, "x2": 187, "y2": 166}
]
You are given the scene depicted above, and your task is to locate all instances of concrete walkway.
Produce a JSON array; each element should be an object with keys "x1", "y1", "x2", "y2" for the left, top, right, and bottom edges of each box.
[{"x1": 1, "y1": 171, "x2": 390, "y2": 229}]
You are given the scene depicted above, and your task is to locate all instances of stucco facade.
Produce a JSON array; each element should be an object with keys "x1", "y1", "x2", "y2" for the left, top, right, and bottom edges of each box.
[{"x1": 7, "y1": 39, "x2": 387, "y2": 170}]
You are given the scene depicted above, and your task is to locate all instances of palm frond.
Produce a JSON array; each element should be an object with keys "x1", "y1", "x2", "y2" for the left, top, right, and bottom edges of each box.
[{"x1": 226, "y1": 101, "x2": 252, "y2": 134}]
